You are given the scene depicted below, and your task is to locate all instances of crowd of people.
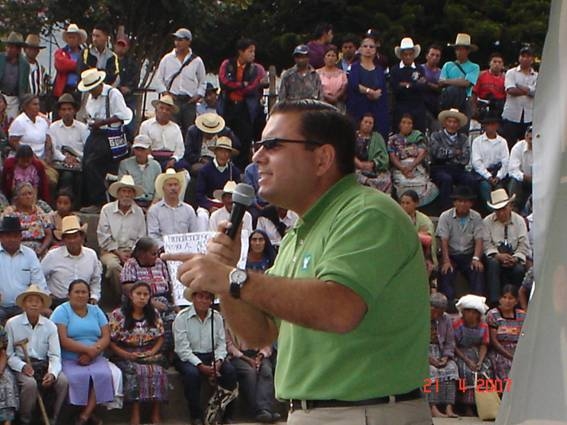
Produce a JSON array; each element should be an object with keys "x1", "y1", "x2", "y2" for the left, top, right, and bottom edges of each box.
[{"x1": 0, "y1": 18, "x2": 540, "y2": 425}]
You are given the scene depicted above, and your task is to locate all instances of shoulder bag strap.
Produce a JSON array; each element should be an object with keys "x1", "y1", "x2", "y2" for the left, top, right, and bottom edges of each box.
[{"x1": 167, "y1": 54, "x2": 196, "y2": 92}]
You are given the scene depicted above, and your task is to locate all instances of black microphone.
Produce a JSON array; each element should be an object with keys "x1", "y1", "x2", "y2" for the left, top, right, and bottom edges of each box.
[{"x1": 225, "y1": 183, "x2": 255, "y2": 239}]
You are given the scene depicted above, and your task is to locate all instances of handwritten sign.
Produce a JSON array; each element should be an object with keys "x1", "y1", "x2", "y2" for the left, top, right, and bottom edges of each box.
[{"x1": 164, "y1": 231, "x2": 249, "y2": 305}]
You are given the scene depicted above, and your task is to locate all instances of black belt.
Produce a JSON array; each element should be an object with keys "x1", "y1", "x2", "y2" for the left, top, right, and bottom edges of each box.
[{"x1": 289, "y1": 388, "x2": 422, "y2": 411}]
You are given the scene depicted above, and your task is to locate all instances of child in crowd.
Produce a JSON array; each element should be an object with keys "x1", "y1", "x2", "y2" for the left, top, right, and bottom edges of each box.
[{"x1": 50, "y1": 190, "x2": 79, "y2": 246}]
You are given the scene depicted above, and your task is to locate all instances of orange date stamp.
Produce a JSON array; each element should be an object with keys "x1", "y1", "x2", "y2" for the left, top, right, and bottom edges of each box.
[{"x1": 422, "y1": 377, "x2": 512, "y2": 393}]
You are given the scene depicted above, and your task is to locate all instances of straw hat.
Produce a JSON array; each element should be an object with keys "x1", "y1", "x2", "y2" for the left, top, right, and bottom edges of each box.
[
  {"x1": 151, "y1": 94, "x2": 179, "y2": 113},
  {"x1": 54, "y1": 215, "x2": 87, "y2": 240},
  {"x1": 438, "y1": 108, "x2": 468, "y2": 128},
  {"x1": 154, "y1": 168, "x2": 188, "y2": 200},
  {"x1": 183, "y1": 286, "x2": 214, "y2": 302},
  {"x1": 448, "y1": 33, "x2": 478, "y2": 52},
  {"x1": 56, "y1": 93, "x2": 79, "y2": 109},
  {"x1": 213, "y1": 180, "x2": 237, "y2": 201},
  {"x1": 24, "y1": 34, "x2": 46, "y2": 49},
  {"x1": 487, "y1": 188, "x2": 516, "y2": 210},
  {"x1": 394, "y1": 37, "x2": 421, "y2": 59},
  {"x1": 108, "y1": 175, "x2": 144, "y2": 198},
  {"x1": 195, "y1": 113, "x2": 225, "y2": 134},
  {"x1": 209, "y1": 136, "x2": 238, "y2": 154},
  {"x1": 1, "y1": 32, "x2": 27, "y2": 47},
  {"x1": 78, "y1": 68, "x2": 106, "y2": 92},
  {"x1": 63, "y1": 23, "x2": 87, "y2": 44},
  {"x1": 16, "y1": 284, "x2": 52, "y2": 309}
]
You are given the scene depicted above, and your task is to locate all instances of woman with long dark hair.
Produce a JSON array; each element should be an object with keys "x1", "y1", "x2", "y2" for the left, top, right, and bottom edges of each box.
[
  {"x1": 246, "y1": 230, "x2": 276, "y2": 272},
  {"x1": 109, "y1": 281, "x2": 168, "y2": 425}
]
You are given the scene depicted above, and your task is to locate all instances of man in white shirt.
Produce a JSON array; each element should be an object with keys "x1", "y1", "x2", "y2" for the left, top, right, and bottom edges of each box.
[
  {"x1": 0, "y1": 216, "x2": 49, "y2": 323},
  {"x1": 48, "y1": 93, "x2": 89, "y2": 199},
  {"x1": 155, "y1": 28, "x2": 207, "y2": 139},
  {"x1": 173, "y1": 288, "x2": 237, "y2": 425},
  {"x1": 78, "y1": 68, "x2": 133, "y2": 213},
  {"x1": 147, "y1": 168, "x2": 198, "y2": 248},
  {"x1": 97, "y1": 175, "x2": 146, "y2": 306},
  {"x1": 41, "y1": 215, "x2": 102, "y2": 307},
  {"x1": 5, "y1": 285, "x2": 68, "y2": 425},
  {"x1": 209, "y1": 180, "x2": 253, "y2": 234},
  {"x1": 471, "y1": 115, "x2": 509, "y2": 209},
  {"x1": 256, "y1": 207, "x2": 299, "y2": 246},
  {"x1": 138, "y1": 94, "x2": 185, "y2": 170},
  {"x1": 501, "y1": 47, "x2": 538, "y2": 149},
  {"x1": 508, "y1": 127, "x2": 533, "y2": 212}
]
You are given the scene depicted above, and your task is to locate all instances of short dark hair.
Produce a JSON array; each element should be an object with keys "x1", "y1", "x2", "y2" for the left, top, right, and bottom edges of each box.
[
  {"x1": 68, "y1": 279, "x2": 91, "y2": 297},
  {"x1": 400, "y1": 190, "x2": 419, "y2": 204},
  {"x1": 15, "y1": 144, "x2": 33, "y2": 159},
  {"x1": 324, "y1": 44, "x2": 338, "y2": 55},
  {"x1": 270, "y1": 100, "x2": 355, "y2": 175},
  {"x1": 132, "y1": 236, "x2": 158, "y2": 259},
  {"x1": 501, "y1": 284, "x2": 519, "y2": 299},
  {"x1": 489, "y1": 52, "x2": 504, "y2": 61},
  {"x1": 55, "y1": 189, "x2": 74, "y2": 203},
  {"x1": 427, "y1": 44, "x2": 442, "y2": 53},
  {"x1": 236, "y1": 37, "x2": 256, "y2": 53},
  {"x1": 93, "y1": 22, "x2": 111, "y2": 36},
  {"x1": 313, "y1": 23, "x2": 333, "y2": 39},
  {"x1": 340, "y1": 34, "x2": 359, "y2": 48}
]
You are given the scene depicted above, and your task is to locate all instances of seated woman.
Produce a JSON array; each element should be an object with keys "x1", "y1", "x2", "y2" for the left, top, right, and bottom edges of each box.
[
  {"x1": 399, "y1": 190, "x2": 437, "y2": 276},
  {"x1": 51, "y1": 280, "x2": 118, "y2": 425},
  {"x1": 120, "y1": 237, "x2": 177, "y2": 357},
  {"x1": 246, "y1": 230, "x2": 276, "y2": 273},
  {"x1": 487, "y1": 285, "x2": 526, "y2": 383},
  {"x1": 109, "y1": 281, "x2": 168, "y2": 425},
  {"x1": 453, "y1": 295, "x2": 493, "y2": 416},
  {"x1": 1, "y1": 145, "x2": 51, "y2": 204},
  {"x1": 0, "y1": 324, "x2": 18, "y2": 425},
  {"x1": 388, "y1": 114, "x2": 438, "y2": 205},
  {"x1": 2, "y1": 182, "x2": 52, "y2": 257},
  {"x1": 427, "y1": 293, "x2": 459, "y2": 418},
  {"x1": 354, "y1": 113, "x2": 391, "y2": 193}
]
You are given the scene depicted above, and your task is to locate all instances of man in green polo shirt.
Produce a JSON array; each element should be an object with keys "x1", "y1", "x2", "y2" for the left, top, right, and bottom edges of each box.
[{"x1": 167, "y1": 100, "x2": 431, "y2": 424}]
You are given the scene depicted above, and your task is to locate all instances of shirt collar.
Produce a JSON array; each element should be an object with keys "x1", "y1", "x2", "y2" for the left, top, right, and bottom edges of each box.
[
  {"x1": 451, "y1": 208, "x2": 471, "y2": 219},
  {"x1": 515, "y1": 65, "x2": 535, "y2": 75},
  {"x1": 21, "y1": 313, "x2": 47, "y2": 327},
  {"x1": 213, "y1": 158, "x2": 228, "y2": 172},
  {"x1": 187, "y1": 306, "x2": 212, "y2": 320},
  {"x1": 298, "y1": 174, "x2": 357, "y2": 231},
  {"x1": 55, "y1": 119, "x2": 77, "y2": 128},
  {"x1": 0, "y1": 244, "x2": 24, "y2": 255},
  {"x1": 399, "y1": 61, "x2": 416, "y2": 69},
  {"x1": 112, "y1": 201, "x2": 134, "y2": 215},
  {"x1": 159, "y1": 198, "x2": 183, "y2": 208},
  {"x1": 63, "y1": 245, "x2": 83, "y2": 258}
]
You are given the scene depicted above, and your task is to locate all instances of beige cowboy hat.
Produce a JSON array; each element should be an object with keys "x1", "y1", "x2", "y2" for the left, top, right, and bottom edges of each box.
[
  {"x1": 78, "y1": 68, "x2": 106, "y2": 92},
  {"x1": 448, "y1": 33, "x2": 478, "y2": 52},
  {"x1": 16, "y1": 284, "x2": 52, "y2": 309},
  {"x1": 213, "y1": 180, "x2": 237, "y2": 201},
  {"x1": 151, "y1": 94, "x2": 179, "y2": 113},
  {"x1": 54, "y1": 215, "x2": 88, "y2": 240},
  {"x1": 438, "y1": 108, "x2": 468, "y2": 128},
  {"x1": 209, "y1": 136, "x2": 239, "y2": 155},
  {"x1": 195, "y1": 113, "x2": 225, "y2": 134},
  {"x1": 108, "y1": 174, "x2": 144, "y2": 198},
  {"x1": 1, "y1": 32, "x2": 27, "y2": 47},
  {"x1": 183, "y1": 286, "x2": 214, "y2": 302},
  {"x1": 63, "y1": 23, "x2": 87, "y2": 44},
  {"x1": 24, "y1": 34, "x2": 46, "y2": 49},
  {"x1": 487, "y1": 188, "x2": 516, "y2": 210},
  {"x1": 394, "y1": 37, "x2": 421, "y2": 59},
  {"x1": 154, "y1": 168, "x2": 188, "y2": 200}
]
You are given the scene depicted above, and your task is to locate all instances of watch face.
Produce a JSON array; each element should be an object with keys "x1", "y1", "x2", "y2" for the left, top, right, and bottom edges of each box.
[{"x1": 231, "y1": 269, "x2": 247, "y2": 285}]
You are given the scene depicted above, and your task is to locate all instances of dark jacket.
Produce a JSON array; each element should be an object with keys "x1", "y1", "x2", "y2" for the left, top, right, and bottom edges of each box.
[
  {"x1": 184, "y1": 125, "x2": 241, "y2": 166},
  {"x1": 78, "y1": 46, "x2": 120, "y2": 85},
  {"x1": 0, "y1": 54, "x2": 30, "y2": 96}
]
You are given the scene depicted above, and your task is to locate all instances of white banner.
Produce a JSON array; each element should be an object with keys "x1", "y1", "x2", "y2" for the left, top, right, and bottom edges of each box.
[{"x1": 163, "y1": 231, "x2": 249, "y2": 305}]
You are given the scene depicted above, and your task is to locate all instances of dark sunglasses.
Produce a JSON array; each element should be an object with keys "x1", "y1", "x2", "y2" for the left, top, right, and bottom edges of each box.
[{"x1": 253, "y1": 137, "x2": 322, "y2": 152}]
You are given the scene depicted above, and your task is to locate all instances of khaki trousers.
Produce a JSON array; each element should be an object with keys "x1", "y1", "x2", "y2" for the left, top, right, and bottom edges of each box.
[
  {"x1": 287, "y1": 398, "x2": 432, "y2": 425},
  {"x1": 16, "y1": 371, "x2": 69, "y2": 423}
]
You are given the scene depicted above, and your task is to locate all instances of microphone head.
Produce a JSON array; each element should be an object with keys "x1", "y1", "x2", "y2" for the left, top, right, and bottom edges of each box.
[{"x1": 232, "y1": 183, "x2": 255, "y2": 207}]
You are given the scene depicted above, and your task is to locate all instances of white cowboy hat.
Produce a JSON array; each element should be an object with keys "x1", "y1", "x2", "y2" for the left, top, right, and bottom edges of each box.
[
  {"x1": 53, "y1": 215, "x2": 88, "y2": 240},
  {"x1": 108, "y1": 174, "x2": 144, "y2": 198},
  {"x1": 154, "y1": 168, "x2": 189, "y2": 201},
  {"x1": 394, "y1": 37, "x2": 421, "y2": 59},
  {"x1": 448, "y1": 33, "x2": 478, "y2": 51},
  {"x1": 213, "y1": 180, "x2": 237, "y2": 201},
  {"x1": 209, "y1": 136, "x2": 239, "y2": 154},
  {"x1": 456, "y1": 294, "x2": 488, "y2": 315},
  {"x1": 151, "y1": 94, "x2": 179, "y2": 113},
  {"x1": 16, "y1": 284, "x2": 52, "y2": 309},
  {"x1": 438, "y1": 108, "x2": 468, "y2": 128},
  {"x1": 63, "y1": 23, "x2": 87, "y2": 44},
  {"x1": 487, "y1": 188, "x2": 516, "y2": 210},
  {"x1": 195, "y1": 113, "x2": 225, "y2": 134},
  {"x1": 78, "y1": 68, "x2": 106, "y2": 92}
]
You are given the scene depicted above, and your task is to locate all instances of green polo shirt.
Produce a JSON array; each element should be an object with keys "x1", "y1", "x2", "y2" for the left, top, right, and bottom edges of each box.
[{"x1": 269, "y1": 174, "x2": 429, "y2": 401}]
